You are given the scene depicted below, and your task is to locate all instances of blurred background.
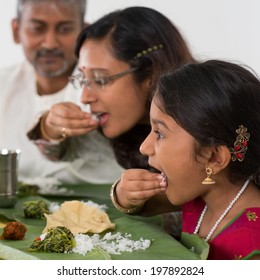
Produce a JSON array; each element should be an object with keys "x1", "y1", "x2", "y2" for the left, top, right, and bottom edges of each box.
[{"x1": 1, "y1": 0, "x2": 259, "y2": 74}]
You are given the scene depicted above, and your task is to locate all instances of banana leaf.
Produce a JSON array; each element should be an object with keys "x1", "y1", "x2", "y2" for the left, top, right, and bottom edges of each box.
[
  {"x1": 0, "y1": 183, "x2": 208, "y2": 260},
  {"x1": 181, "y1": 232, "x2": 209, "y2": 260},
  {"x1": 18, "y1": 182, "x2": 113, "y2": 200},
  {"x1": 0, "y1": 224, "x2": 111, "y2": 260},
  {"x1": 0, "y1": 216, "x2": 204, "y2": 260},
  {"x1": 0, "y1": 195, "x2": 162, "y2": 228}
]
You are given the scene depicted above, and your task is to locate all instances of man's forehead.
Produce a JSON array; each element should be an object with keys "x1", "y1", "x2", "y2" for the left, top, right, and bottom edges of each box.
[{"x1": 20, "y1": 1, "x2": 81, "y2": 23}]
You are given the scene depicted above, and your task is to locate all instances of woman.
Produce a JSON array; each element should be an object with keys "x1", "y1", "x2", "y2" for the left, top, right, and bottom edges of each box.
[
  {"x1": 113, "y1": 60, "x2": 260, "y2": 259},
  {"x1": 38, "y1": 6, "x2": 194, "y2": 166},
  {"x1": 32, "y1": 6, "x2": 195, "y2": 235}
]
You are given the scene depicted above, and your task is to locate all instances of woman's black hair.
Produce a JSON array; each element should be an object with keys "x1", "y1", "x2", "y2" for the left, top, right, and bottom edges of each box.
[
  {"x1": 75, "y1": 6, "x2": 195, "y2": 169},
  {"x1": 75, "y1": 6, "x2": 194, "y2": 88},
  {"x1": 156, "y1": 59, "x2": 260, "y2": 186}
]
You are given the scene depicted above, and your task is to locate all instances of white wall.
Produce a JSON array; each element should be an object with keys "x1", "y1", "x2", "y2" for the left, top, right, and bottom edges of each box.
[{"x1": 1, "y1": 0, "x2": 260, "y2": 74}]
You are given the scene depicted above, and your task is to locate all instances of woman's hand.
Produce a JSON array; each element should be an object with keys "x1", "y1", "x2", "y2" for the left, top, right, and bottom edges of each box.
[
  {"x1": 40, "y1": 102, "x2": 99, "y2": 140},
  {"x1": 115, "y1": 169, "x2": 167, "y2": 209}
]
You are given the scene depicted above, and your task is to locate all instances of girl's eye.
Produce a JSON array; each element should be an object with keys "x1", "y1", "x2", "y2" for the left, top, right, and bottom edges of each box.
[{"x1": 154, "y1": 130, "x2": 164, "y2": 140}]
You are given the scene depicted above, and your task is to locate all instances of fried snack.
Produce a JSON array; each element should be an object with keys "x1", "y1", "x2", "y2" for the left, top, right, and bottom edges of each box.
[
  {"x1": 43, "y1": 200, "x2": 115, "y2": 234},
  {"x1": 1, "y1": 221, "x2": 27, "y2": 240}
]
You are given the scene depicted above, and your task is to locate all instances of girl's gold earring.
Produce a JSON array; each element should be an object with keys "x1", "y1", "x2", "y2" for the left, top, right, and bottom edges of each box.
[{"x1": 202, "y1": 167, "x2": 215, "y2": 185}]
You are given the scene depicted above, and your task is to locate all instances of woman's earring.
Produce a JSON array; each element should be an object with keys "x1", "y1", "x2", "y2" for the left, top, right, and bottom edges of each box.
[{"x1": 202, "y1": 167, "x2": 215, "y2": 185}]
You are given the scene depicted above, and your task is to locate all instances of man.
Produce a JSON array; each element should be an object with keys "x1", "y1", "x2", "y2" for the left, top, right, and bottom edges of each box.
[{"x1": 0, "y1": 0, "x2": 123, "y2": 185}]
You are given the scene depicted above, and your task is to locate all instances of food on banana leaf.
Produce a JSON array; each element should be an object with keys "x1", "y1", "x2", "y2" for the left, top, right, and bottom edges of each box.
[
  {"x1": 23, "y1": 200, "x2": 49, "y2": 219},
  {"x1": 72, "y1": 232, "x2": 151, "y2": 255},
  {"x1": 0, "y1": 221, "x2": 27, "y2": 240},
  {"x1": 29, "y1": 226, "x2": 76, "y2": 253},
  {"x1": 43, "y1": 200, "x2": 115, "y2": 234},
  {"x1": 18, "y1": 182, "x2": 39, "y2": 196}
]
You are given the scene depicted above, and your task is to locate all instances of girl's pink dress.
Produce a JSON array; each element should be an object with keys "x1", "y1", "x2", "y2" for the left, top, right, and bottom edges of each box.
[{"x1": 182, "y1": 197, "x2": 260, "y2": 259}]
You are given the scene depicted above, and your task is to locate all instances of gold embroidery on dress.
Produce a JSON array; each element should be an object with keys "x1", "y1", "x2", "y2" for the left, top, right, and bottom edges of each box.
[{"x1": 246, "y1": 211, "x2": 258, "y2": 221}]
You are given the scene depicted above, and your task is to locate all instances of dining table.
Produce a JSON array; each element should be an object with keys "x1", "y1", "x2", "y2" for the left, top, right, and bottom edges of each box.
[{"x1": 0, "y1": 182, "x2": 208, "y2": 260}]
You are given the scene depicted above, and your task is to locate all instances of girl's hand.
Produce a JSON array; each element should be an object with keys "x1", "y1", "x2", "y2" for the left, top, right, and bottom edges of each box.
[{"x1": 115, "y1": 169, "x2": 167, "y2": 209}]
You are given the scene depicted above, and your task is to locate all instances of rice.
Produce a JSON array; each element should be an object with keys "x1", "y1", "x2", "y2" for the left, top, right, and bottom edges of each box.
[
  {"x1": 72, "y1": 232, "x2": 151, "y2": 255},
  {"x1": 72, "y1": 234, "x2": 94, "y2": 255},
  {"x1": 48, "y1": 200, "x2": 108, "y2": 213},
  {"x1": 83, "y1": 200, "x2": 108, "y2": 212},
  {"x1": 49, "y1": 202, "x2": 60, "y2": 213},
  {"x1": 21, "y1": 177, "x2": 74, "y2": 195}
]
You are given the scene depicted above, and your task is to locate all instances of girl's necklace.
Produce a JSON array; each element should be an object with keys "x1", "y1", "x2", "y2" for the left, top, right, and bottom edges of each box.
[{"x1": 194, "y1": 178, "x2": 250, "y2": 242}]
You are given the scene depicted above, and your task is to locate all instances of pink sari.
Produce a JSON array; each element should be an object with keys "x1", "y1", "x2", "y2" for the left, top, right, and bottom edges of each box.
[{"x1": 182, "y1": 197, "x2": 260, "y2": 259}]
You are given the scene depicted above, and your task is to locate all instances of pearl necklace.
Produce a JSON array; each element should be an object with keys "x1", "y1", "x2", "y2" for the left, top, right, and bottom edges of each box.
[{"x1": 194, "y1": 177, "x2": 250, "y2": 242}]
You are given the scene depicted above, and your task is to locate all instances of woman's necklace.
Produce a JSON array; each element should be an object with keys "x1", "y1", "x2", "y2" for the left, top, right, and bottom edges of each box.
[{"x1": 194, "y1": 177, "x2": 251, "y2": 242}]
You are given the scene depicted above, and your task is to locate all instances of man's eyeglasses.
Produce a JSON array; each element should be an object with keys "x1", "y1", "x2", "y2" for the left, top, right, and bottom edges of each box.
[{"x1": 69, "y1": 67, "x2": 138, "y2": 90}]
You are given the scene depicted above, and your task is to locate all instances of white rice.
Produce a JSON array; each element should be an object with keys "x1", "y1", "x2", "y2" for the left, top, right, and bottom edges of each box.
[
  {"x1": 72, "y1": 232, "x2": 151, "y2": 255},
  {"x1": 49, "y1": 202, "x2": 60, "y2": 213},
  {"x1": 83, "y1": 200, "x2": 108, "y2": 212},
  {"x1": 48, "y1": 200, "x2": 108, "y2": 213},
  {"x1": 21, "y1": 177, "x2": 74, "y2": 195}
]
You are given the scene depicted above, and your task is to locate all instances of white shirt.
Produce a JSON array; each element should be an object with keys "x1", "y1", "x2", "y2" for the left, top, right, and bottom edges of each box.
[{"x1": 0, "y1": 61, "x2": 123, "y2": 184}]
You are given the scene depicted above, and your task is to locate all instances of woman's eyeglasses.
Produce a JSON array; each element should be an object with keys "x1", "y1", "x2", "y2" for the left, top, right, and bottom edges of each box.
[{"x1": 69, "y1": 67, "x2": 138, "y2": 90}]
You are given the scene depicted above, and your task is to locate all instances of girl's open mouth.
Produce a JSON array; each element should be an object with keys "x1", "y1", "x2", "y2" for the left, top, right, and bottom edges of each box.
[{"x1": 160, "y1": 172, "x2": 167, "y2": 184}]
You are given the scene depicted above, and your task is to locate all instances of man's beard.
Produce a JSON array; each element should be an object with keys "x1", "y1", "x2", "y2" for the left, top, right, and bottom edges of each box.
[{"x1": 33, "y1": 48, "x2": 69, "y2": 78}]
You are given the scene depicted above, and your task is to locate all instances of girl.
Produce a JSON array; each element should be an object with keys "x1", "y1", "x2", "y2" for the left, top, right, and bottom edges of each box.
[{"x1": 113, "y1": 60, "x2": 260, "y2": 259}]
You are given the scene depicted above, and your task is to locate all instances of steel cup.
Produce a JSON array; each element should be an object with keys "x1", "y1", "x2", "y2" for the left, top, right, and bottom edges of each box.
[{"x1": 0, "y1": 149, "x2": 21, "y2": 208}]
